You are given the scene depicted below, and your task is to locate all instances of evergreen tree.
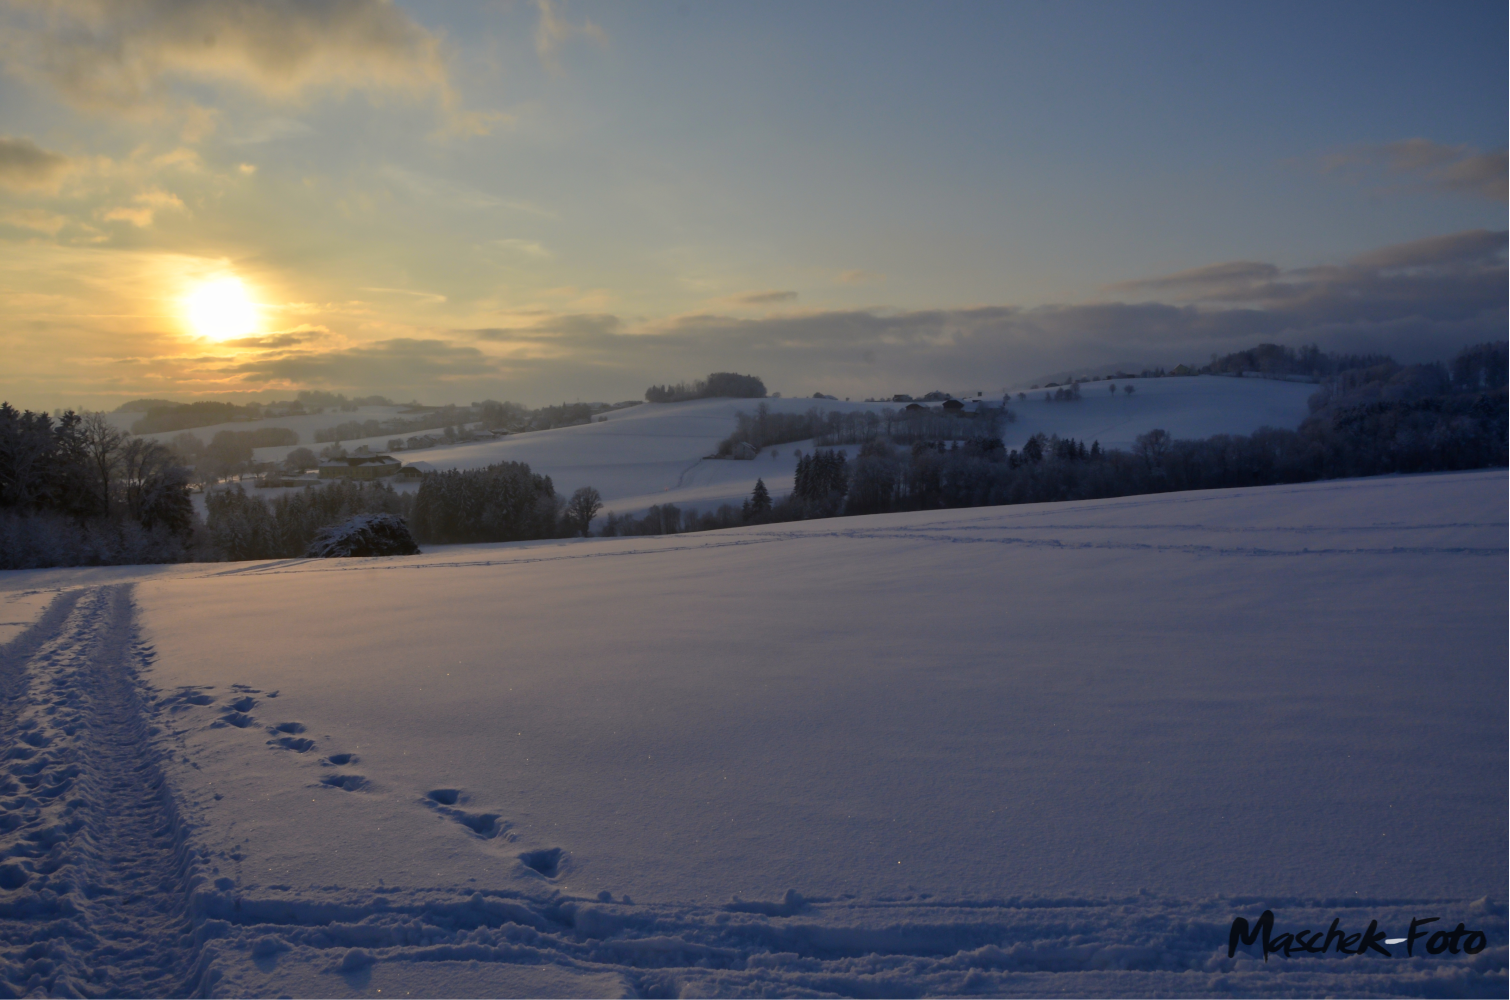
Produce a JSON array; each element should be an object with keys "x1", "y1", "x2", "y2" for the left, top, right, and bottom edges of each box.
[{"x1": 750, "y1": 478, "x2": 772, "y2": 515}]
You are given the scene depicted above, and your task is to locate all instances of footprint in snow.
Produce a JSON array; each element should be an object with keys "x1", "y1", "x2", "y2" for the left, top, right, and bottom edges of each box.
[
  {"x1": 271, "y1": 721, "x2": 305, "y2": 734},
  {"x1": 165, "y1": 686, "x2": 215, "y2": 712},
  {"x1": 320, "y1": 774, "x2": 367, "y2": 792},
  {"x1": 422, "y1": 788, "x2": 513, "y2": 840},
  {"x1": 324, "y1": 753, "x2": 357, "y2": 766},
  {"x1": 227, "y1": 696, "x2": 255, "y2": 712},
  {"x1": 215, "y1": 712, "x2": 255, "y2": 729},
  {"x1": 519, "y1": 847, "x2": 564, "y2": 878},
  {"x1": 270, "y1": 736, "x2": 315, "y2": 753}
]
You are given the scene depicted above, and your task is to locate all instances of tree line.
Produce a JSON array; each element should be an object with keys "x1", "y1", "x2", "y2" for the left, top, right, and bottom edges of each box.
[
  {"x1": 712, "y1": 401, "x2": 1014, "y2": 457},
  {"x1": 202, "y1": 463, "x2": 607, "y2": 559},
  {"x1": 0, "y1": 406, "x2": 195, "y2": 568},
  {"x1": 646, "y1": 372, "x2": 767, "y2": 403}
]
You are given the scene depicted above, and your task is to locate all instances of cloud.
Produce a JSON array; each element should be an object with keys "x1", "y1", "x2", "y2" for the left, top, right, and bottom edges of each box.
[
  {"x1": 11, "y1": 230, "x2": 1500, "y2": 408},
  {"x1": 838, "y1": 269, "x2": 885, "y2": 286},
  {"x1": 100, "y1": 188, "x2": 186, "y2": 227},
  {"x1": 731, "y1": 290, "x2": 798, "y2": 305},
  {"x1": 450, "y1": 229, "x2": 1506, "y2": 396},
  {"x1": 0, "y1": 135, "x2": 72, "y2": 191},
  {"x1": 466, "y1": 313, "x2": 623, "y2": 346},
  {"x1": 1324, "y1": 139, "x2": 1508, "y2": 203},
  {"x1": 1349, "y1": 229, "x2": 1507, "y2": 270},
  {"x1": 1108, "y1": 261, "x2": 1280, "y2": 297},
  {"x1": 217, "y1": 337, "x2": 505, "y2": 387},
  {"x1": 226, "y1": 117, "x2": 315, "y2": 145},
  {"x1": 0, "y1": 207, "x2": 68, "y2": 233},
  {"x1": 0, "y1": 0, "x2": 492, "y2": 133},
  {"x1": 219, "y1": 331, "x2": 319, "y2": 349},
  {"x1": 534, "y1": 0, "x2": 606, "y2": 74},
  {"x1": 359, "y1": 286, "x2": 448, "y2": 304},
  {"x1": 493, "y1": 238, "x2": 553, "y2": 259},
  {"x1": 1107, "y1": 230, "x2": 1504, "y2": 316}
]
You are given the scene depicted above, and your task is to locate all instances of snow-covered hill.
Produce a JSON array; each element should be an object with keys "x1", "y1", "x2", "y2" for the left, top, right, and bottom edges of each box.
[
  {"x1": 0, "y1": 470, "x2": 1502, "y2": 996},
  {"x1": 384, "y1": 376, "x2": 1318, "y2": 519},
  {"x1": 143, "y1": 377, "x2": 1317, "y2": 522}
]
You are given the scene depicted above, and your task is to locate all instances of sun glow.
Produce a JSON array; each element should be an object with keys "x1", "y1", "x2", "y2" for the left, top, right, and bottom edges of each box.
[{"x1": 183, "y1": 276, "x2": 259, "y2": 341}]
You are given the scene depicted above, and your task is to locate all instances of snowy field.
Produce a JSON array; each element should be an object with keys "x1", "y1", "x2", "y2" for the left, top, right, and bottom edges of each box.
[
  {"x1": 0, "y1": 470, "x2": 1503, "y2": 997},
  {"x1": 329, "y1": 376, "x2": 1316, "y2": 520}
]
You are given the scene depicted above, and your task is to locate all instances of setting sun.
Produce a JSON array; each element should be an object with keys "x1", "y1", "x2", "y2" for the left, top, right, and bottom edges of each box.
[{"x1": 183, "y1": 275, "x2": 258, "y2": 341}]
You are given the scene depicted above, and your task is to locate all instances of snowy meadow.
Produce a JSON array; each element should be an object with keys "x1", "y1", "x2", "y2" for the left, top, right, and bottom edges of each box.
[{"x1": 0, "y1": 470, "x2": 1504, "y2": 996}]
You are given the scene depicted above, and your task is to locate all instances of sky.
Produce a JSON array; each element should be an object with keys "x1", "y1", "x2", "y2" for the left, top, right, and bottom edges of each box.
[{"x1": 0, "y1": 0, "x2": 1504, "y2": 410}]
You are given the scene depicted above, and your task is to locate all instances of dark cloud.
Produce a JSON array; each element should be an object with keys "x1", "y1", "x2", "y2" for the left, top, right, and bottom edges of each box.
[
  {"x1": 480, "y1": 229, "x2": 1505, "y2": 396},
  {"x1": 1350, "y1": 229, "x2": 1506, "y2": 270},
  {"x1": 219, "y1": 331, "x2": 319, "y2": 349},
  {"x1": 1108, "y1": 261, "x2": 1280, "y2": 298},
  {"x1": 731, "y1": 290, "x2": 798, "y2": 305},
  {"x1": 1324, "y1": 139, "x2": 1508, "y2": 204},
  {"x1": 217, "y1": 338, "x2": 506, "y2": 389},
  {"x1": 0, "y1": 136, "x2": 71, "y2": 191},
  {"x1": 464, "y1": 313, "x2": 623, "y2": 344}
]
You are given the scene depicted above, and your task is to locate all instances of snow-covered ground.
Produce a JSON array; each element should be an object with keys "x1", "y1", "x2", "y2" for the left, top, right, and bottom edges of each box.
[
  {"x1": 362, "y1": 376, "x2": 1318, "y2": 520},
  {"x1": 0, "y1": 589, "x2": 53, "y2": 645},
  {"x1": 0, "y1": 470, "x2": 1503, "y2": 997}
]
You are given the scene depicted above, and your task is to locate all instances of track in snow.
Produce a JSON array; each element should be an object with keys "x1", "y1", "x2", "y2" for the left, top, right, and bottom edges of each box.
[{"x1": 0, "y1": 586, "x2": 209, "y2": 998}]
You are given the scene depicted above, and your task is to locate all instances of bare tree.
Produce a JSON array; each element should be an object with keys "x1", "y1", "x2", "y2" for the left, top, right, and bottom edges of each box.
[
  {"x1": 564, "y1": 486, "x2": 603, "y2": 537},
  {"x1": 118, "y1": 437, "x2": 194, "y2": 533},
  {"x1": 80, "y1": 411, "x2": 126, "y2": 516},
  {"x1": 1135, "y1": 428, "x2": 1171, "y2": 467}
]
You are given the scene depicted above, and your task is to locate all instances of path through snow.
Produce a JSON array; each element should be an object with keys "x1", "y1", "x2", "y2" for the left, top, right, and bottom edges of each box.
[{"x1": 0, "y1": 587, "x2": 209, "y2": 996}]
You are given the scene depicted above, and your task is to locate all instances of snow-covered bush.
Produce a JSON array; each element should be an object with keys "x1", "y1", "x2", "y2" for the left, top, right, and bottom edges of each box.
[{"x1": 305, "y1": 514, "x2": 420, "y2": 558}]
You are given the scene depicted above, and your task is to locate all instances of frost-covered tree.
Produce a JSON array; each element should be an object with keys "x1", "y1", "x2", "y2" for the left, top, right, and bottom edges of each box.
[
  {"x1": 0, "y1": 405, "x2": 196, "y2": 568},
  {"x1": 793, "y1": 449, "x2": 849, "y2": 514}
]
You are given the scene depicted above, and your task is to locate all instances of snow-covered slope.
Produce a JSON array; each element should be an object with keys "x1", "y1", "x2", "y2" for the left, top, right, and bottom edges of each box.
[
  {"x1": 0, "y1": 470, "x2": 1502, "y2": 997},
  {"x1": 384, "y1": 376, "x2": 1318, "y2": 519}
]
